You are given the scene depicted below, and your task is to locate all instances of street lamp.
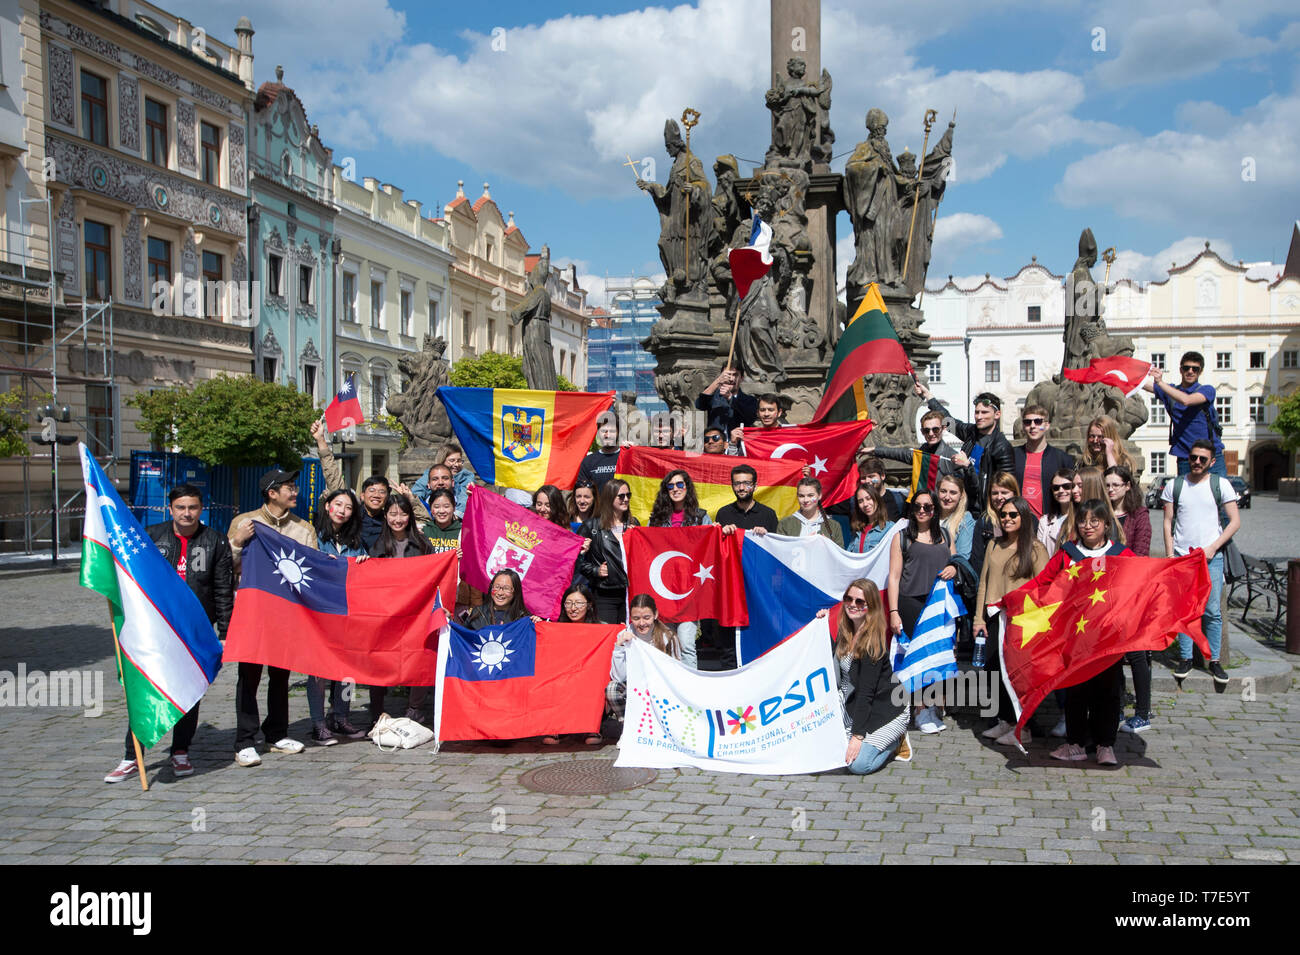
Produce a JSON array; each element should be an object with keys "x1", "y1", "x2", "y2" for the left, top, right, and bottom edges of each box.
[{"x1": 32, "y1": 403, "x2": 78, "y2": 566}]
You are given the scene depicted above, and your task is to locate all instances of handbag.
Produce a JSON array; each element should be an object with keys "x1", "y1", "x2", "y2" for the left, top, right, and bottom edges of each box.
[{"x1": 368, "y1": 713, "x2": 434, "y2": 751}]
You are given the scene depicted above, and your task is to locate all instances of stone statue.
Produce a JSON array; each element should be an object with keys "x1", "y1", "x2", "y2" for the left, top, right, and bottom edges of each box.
[
  {"x1": 388, "y1": 335, "x2": 452, "y2": 448},
  {"x1": 895, "y1": 120, "x2": 954, "y2": 297},
  {"x1": 508, "y1": 244, "x2": 558, "y2": 391},
  {"x1": 844, "y1": 108, "x2": 903, "y2": 294},
  {"x1": 731, "y1": 189, "x2": 786, "y2": 385},
  {"x1": 709, "y1": 154, "x2": 750, "y2": 328},
  {"x1": 812, "y1": 69, "x2": 835, "y2": 167},
  {"x1": 1063, "y1": 228, "x2": 1101, "y2": 371},
  {"x1": 638, "y1": 119, "x2": 713, "y2": 303},
  {"x1": 764, "y1": 58, "x2": 823, "y2": 170}
]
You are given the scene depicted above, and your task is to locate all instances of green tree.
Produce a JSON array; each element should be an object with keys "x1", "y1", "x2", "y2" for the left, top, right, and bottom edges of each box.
[
  {"x1": 0, "y1": 388, "x2": 51, "y2": 458},
  {"x1": 127, "y1": 373, "x2": 319, "y2": 466},
  {"x1": 1268, "y1": 389, "x2": 1300, "y2": 451},
  {"x1": 449, "y1": 352, "x2": 578, "y2": 391}
]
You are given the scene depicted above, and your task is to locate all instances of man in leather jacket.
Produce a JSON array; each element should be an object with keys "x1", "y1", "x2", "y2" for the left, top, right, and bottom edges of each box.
[
  {"x1": 104, "y1": 483, "x2": 234, "y2": 783},
  {"x1": 915, "y1": 382, "x2": 1015, "y2": 514}
]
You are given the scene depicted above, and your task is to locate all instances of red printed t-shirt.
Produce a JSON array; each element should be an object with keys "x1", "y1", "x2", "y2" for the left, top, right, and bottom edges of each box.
[{"x1": 1022, "y1": 451, "x2": 1044, "y2": 518}]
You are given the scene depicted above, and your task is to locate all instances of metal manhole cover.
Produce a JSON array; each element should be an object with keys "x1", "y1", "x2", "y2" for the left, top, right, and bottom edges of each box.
[{"x1": 518, "y1": 759, "x2": 657, "y2": 795}]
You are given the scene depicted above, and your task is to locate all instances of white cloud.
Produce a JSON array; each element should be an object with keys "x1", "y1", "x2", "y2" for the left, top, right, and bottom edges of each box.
[
  {"x1": 1092, "y1": 8, "x2": 1273, "y2": 88},
  {"x1": 1108, "y1": 236, "x2": 1236, "y2": 284},
  {"x1": 925, "y1": 213, "x2": 1004, "y2": 282}
]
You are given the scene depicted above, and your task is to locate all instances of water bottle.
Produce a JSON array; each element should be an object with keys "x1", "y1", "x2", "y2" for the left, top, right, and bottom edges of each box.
[{"x1": 972, "y1": 632, "x2": 987, "y2": 669}]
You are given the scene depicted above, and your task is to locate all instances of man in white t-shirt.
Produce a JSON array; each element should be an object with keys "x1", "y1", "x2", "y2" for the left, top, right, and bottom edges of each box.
[{"x1": 1161, "y1": 439, "x2": 1241, "y2": 686}]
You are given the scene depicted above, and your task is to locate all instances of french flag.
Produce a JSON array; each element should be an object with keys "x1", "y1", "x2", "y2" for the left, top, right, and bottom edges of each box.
[
  {"x1": 728, "y1": 216, "x2": 774, "y2": 301},
  {"x1": 324, "y1": 374, "x2": 364, "y2": 432}
]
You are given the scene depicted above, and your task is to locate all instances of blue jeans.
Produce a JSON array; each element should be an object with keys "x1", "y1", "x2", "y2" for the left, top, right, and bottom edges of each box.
[
  {"x1": 1176, "y1": 552, "x2": 1223, "y2": 662},
  {"x1": 676, "y1": 621, "x2": 699, "y2": 670},
  {"x1": 848, "y1": 739, "x2": 896, "y2": 775},
  {"x1": 306, "y1": 676, "x2": 352, "y2": 723}
]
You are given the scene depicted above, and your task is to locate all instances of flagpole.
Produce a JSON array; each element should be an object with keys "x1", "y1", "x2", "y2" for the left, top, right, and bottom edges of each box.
[{"x1": 107, "y1": 599, "x2": 149, "y2": 791}]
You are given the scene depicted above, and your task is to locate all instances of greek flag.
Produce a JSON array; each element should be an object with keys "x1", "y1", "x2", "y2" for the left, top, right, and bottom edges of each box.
[{"x1": 891, "y1": 578, "x2": 965, "y2": 693}]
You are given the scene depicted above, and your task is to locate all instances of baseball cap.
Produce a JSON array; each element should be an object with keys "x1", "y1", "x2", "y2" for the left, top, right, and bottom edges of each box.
[{"x1": 259, "y1": 468, "x2": 299, "y2": 493}]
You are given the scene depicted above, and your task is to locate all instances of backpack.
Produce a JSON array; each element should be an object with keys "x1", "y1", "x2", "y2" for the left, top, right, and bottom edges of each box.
[
  {"x1": 1171, "y1": 475, "x2": 1245, "y2": 580},
  {"x1": 1167, "y1": 384, "x2": 1222, "y2": 445}
]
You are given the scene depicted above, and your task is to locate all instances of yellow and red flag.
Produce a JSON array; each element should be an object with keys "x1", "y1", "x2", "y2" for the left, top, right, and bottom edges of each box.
[{"x1": 614, "y1": 447, "x2": 802, "y2": 525}]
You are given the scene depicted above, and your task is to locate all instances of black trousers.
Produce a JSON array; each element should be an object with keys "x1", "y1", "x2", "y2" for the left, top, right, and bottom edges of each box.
[
  {"x1": 123, "y1": 702, "x2": 199, "y2": 759},
  {"x1": 1125, "y1": 651, "x2": 1152, "y2": 719},
  {"x1": 235, "y1": 662, "x2": 290, "y2": 750},
  {"x1": 1066, "y1": 660, "x2": 1123, "y2": 748}
]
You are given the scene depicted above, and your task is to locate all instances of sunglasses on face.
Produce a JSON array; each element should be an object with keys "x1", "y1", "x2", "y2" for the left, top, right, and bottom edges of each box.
[
  {"x1": 666, "y1": 481, "x2": 686, "y2": 490},
  {"x1": 914, "y1": 502, "x2": 934, "y2": 512},
  {"x1": 1181, "y1": 364, "x2": 1201, "y2": 373},
  {"x1": 843, "y1": 596, "x2": 868, "y2": 608},
  {"x1": 704, "y1": 434, "x2": 724, "y2": 442},
  {"x1": 615, "y1": 492, "x2": 631, "y2": 500},
  {"x1": 1052, "y1": 483, "x2": 1074, "y2": 492},
  {"x1": 1189, "y1": 454, "x2": 1211, "y2": 464},
  {"x1": 1023, "y1": 417, "x2": 1045, "y2": 427},
  {"x1": 999, "y1": 511, "x2": 1020, "y2": 522},
  {"x1": 920, "y1": 426, "x2": 943, "y2": 435}
]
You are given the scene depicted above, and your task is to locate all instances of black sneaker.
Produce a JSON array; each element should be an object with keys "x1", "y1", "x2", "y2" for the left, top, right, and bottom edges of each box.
[
  {"x1": 328, "y1": 717, "x2": 366, "y2": 740},
  {"x1": 1208, "y1": 661, "x2": 1230, "y2": 685},
  {"x1": 1173, "y1": 659, "x2": 1193, "y2": 684},
  {"x1": 310, "y1": 722, "x2": 338, "y2": 746}
]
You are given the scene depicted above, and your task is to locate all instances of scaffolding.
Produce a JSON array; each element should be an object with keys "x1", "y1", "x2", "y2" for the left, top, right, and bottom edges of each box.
[
  {"x1": 1, "y1": 194, "x2": 116, "y2": 557},
  {"x1": 586, "y1": 276, "x2": 668, "y2": 418}
]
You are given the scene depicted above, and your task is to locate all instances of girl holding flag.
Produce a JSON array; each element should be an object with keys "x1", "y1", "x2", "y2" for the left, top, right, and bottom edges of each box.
[{"x1": 647, "y1": 470, "x2": 710, "y2": 668}]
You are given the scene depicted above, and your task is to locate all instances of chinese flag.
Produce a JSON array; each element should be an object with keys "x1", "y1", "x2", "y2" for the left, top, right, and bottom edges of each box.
[
  {"x1": 740, "y1": 420, "x2": 874, "y2": 505},
  {"x1": 996, "y1": 553, "x2": 1211, "y2": 738},
  {"x1": 623, "y1": 525, "x2": 747, "y2": 627}
]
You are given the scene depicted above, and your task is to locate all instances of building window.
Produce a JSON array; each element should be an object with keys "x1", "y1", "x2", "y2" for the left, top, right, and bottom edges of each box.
[
  {"x1": 1215, "y1": 396, "x2": 1233, "y2": 425},
  {"x1": 370, "y1": 280, "x2": 383, "y2": 328},
  {"x1": 1216, "y1": 351, "x2": 1232, "y2": 371},
  {"x1": 342, "y1": 272, "x2": 357, "y2": 322},
  {"x1": 202, "y1": 250, "x2": 222, "y2": 286},
  {"x1": 1027, "y1": 305, "x2": 1041, "y2": 323},
  {"x1": 261, "y1": 356, "x2": 278, "y2": 383},
  {"x1": 202, "y1": 251, "x2": 223, "y2": 318},
  {"x1": 1249, "y1": 351, "x2": 1266, "y2": 369},
  {"x1": 462, "y1": 309, "x2": 473, "y2": 351},
  {"x1": 1149, "y1": 397, "x2": 1167, "y2": 426},
  {"x1": 985, "y1": 360, "x2": 1000, "y2": 383},
  {"x1": 400, "y1": 289, "x2": 413, "y2": 336},
  {"x1": 302, "y1": 364, "x2": 318, "y2": 400},
  {"x1": 1150, "y1": 451, "x2": 1167, "y2": 476},
  {"x1": 485, "y1": 238, "x2": 495, "y2": 264},
  {"x1": 298, "y1": 264, "x2": 313, "y2": 306},
  {"x1": 145, "y1": 98, "x2": 168, "y2": 166},
  {"x1": 1020, "y1": 359, "x2": 1035, "y2": 382},
  {"x1": 81, "y1": 71, "x2": 108, "y2": 146},
  {"x1": 200, "y1": 121, "x2": 221, "y2": 185},
  {"x1": 1150, "y1": 352, "x2": 1166, "y2": 371},
  {"x1": 371, "y1": 373, "x2": 387, "y2": 417},
  {"x1": 147, "y1": 237, "x2": 171, "y2": 294},
  {"x1": 429, "y1": 299, "x2": 441, "y2": 339},
  {"x1": 928, "y1": 362, "x2": 942, "y2": 383},
  {"x1": 86, "y1": 384, "x2": 114, "y2": 456},
  {"x1": 1249, "y1": 396, "x2": 1265, "y2": 423},
  {"x1": 84, "y1": 220, "x2": 112, "y2": 299},
  {"x1": 1284, "y1": 350, "x2": 1298, "y2": 369},
  {"x1": 267, "y1": 253, "x2": 283, "y2": 297}
]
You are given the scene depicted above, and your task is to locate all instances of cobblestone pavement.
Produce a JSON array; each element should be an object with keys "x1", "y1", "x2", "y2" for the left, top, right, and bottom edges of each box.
[{"x1": 2, "y1": 570, "x2": 1298, "y2": 866}]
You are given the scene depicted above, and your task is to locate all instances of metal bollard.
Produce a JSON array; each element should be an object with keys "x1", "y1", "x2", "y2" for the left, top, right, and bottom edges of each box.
[{"x1": 1289, "y1": 560, "x2": 1300, "y2": 655}]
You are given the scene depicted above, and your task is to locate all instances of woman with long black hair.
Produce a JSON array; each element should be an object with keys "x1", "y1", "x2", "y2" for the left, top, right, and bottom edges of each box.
[{"x1": 578, "y1": 479, "x2": 639, "y2": 624}]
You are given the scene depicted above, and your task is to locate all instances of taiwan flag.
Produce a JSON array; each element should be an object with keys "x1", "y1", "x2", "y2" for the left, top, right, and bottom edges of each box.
[
  {"x1": 224, "y1": 523, "x2": 457, "y2": 686},
  {"x1": 623, "y1": 525, "x2": 747, "y2": 626},
  {"x1": 740, "y1": 420, "x2": 874, "y2": 505},
  {"x1": 433, "y1": 618, "x2": 621, "y2": 742},
  {"x1": 324, "y1": 374, "x2": 365, "y2": 432}
]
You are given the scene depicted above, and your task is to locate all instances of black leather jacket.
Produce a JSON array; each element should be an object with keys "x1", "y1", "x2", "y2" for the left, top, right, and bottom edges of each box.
[
  {"x1": 577, "y1": 518, "x2": 639, "y2": 592},
  {"x1": 145, "y1": 521, "x2": 235, "y2": 637}
]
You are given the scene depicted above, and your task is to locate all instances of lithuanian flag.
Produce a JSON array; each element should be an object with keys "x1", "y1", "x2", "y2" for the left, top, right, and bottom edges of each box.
[
  {"x1": 615, "y1": 447, "x2": 802, "y2": 525},
  {"x1": 909, "y1": 449, "x2": 944, "y2": 501},
  {"x1": 811, "y1": 283, "x2": 914, "y2": 422}
]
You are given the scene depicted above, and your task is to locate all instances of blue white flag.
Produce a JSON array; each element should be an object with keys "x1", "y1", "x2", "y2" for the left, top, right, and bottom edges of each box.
[
  {"x1": 728, "y1": 215, "x2": 774, "y2": 300},
  {"x1": 892, "y1": 578, "x2": 965, "y2": 693}
]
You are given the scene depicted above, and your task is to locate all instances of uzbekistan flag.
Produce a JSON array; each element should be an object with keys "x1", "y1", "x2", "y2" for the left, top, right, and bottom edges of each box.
[
  {"x1": 324, "y1": 373, "x2": 364, "y2": 432},
  {"x1": 909, "y1": 449, "x2": 944, "y2": 500},
  {"x1": 615, "y1": 447, "x2": 802, "y2": 525},
  {"x1": 891, "y1": 578, "x2": 964, "y2": 692},
  {"x1": 728, "y1": 215, "x2": 773, "y2": 300},
  {"x1": 437, "y1": 386, "x2": 613, "y2": 490},
  {"x1": 1062, "y1": 356, "x2": 1152, "y2": 398},
  {"x1": 737, "y1": 521, "x2": 905, "y2": 665},
  {"x1": 224, "y1": 523, "x2": 457, "y2": 686},
  {"x1": 460, "y1": 485, "x2": 584, "y2": 621},
  {"x1": 623, "y1": 525, "x2": 747, "y2": 626},
  {"x1": 811, "y1": 283, "x2": 914, "y2": 422},
  {"x1": 740, "y1": 419, "x2": 874, "y2": 505},
  {"x1": 79, "y1": 444, "x2": 223, "y2": 749},
  {"x1": 433, "y1": 618, "x2": 621, "y2": 742}
]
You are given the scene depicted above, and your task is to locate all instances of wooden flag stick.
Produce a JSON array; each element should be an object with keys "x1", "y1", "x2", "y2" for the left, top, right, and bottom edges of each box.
[{"x1": 107, "y1": 600, "x2": 149, "y2": 791}]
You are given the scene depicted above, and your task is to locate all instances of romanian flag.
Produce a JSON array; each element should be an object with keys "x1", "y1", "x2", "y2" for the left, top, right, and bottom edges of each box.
[
  {"x1": 811, "y1": 283, "x2": 914, "y2": 422},
  {"x1": 437, "y1": 386, "x2": 614, "y2": 490},
  {"x1": 615, "y1": 447, "x2": 802, "y2": 525},
  {"x1": 909, "y1": 449, "x2": 943, "y2": 500}
]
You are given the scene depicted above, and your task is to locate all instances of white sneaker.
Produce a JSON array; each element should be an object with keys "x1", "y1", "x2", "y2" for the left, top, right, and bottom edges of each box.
[
  {"x1": 996, "y1": 725, "x2": 1029, "y2": 746},
  {"x1": 1049, "y1": 717, "x2": 1067, "y2": 738},
  {"x1": 982, "y1": 720, "x2": 1013, "y2": 740},
  {"x1": 104, "y1": 759, "x2": 138, "y2": 783},
  {"x1": 917, "y1": 707, "x2": 942, "y2": 734},
  {"x1": 269, "y1": 737, "x2": 304, "y2": 754},
  {"x1": 235, "y1": 747, "x2": 262, "y2": 767}
]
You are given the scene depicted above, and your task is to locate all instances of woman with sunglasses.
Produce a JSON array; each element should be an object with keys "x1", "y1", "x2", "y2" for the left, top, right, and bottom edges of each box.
[
  {"x1": 646, "y1": 471, "x2": 710, "y2": 668},
  {"x1": 578, "y1": 480, "x2": 639, "y2": 624},
  {"x1": 974, "y1": 496, "x2": 1048, "y2": 745},
  {"x1": 1028, "y1": 499, "x2": 1133, "y2": 766},
  {"x1": 887, "y1": 488, "x2": 956, "y2": 735},
  {"x1": 1038, "y1": 467, "x2": 1078, "y2": 557},
  {"x1": 817, "y1": 579, "x2": 911, "y2": 773},
  {"x1": 1104, "y1": 465, "x2": 1154, "y2": 733}
]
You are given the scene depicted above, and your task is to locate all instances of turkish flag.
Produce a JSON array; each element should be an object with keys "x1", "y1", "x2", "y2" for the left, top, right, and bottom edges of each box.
[
  {"x1": 740, "y1": 420, "x2": 874, "y2": 505},
  {"x1": 623, "y1": 525, "x2": 747, "y2": 627},
  {"x1": 994, "y1": 552, "x2": 1211, "y2": 738},
  {"x1": 1062, "y1": 356, "x2": 1152, "y2": 397}
]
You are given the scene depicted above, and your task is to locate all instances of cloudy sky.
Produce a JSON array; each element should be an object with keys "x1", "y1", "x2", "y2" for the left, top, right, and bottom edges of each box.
[{"x1": 173, "y1": 0, "x2": 1300, "y2": 300}]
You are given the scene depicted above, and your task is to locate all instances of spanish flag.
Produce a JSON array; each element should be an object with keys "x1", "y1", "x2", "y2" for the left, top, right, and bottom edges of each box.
[
  {"x1": 436, "y1": 387, "x2": 614, "y2": 490},
  {"x1": 811, "y1": 283, "x2": 914, "y2": 422},
  {"x1": 615, "y1": 447, "x2": 802, "y2": 525}
]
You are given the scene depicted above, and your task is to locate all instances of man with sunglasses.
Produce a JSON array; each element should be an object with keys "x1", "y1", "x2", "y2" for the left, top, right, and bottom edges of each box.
[
  {"x1": 914, "y1": 380, "x2": 1015, "y2": 513},
  {"x1": 1013, "y1": 404, "x2": 1074, "y2": 519},
  {"x1": 1143, "y1": 351, "x2": 1227, "y2": 478},
  {"x1": 695, "y1": 366, "x2": 758, "y2": 447},
  {"x1": 862, "y1": 409, "x2": 971, "y2": 499},
  {"x1": 702, "y1": 425, "x2": 740, "y2": 456},
  {"x1": 1160, "y1": 439, "x2": 1240, "y2": 686}
]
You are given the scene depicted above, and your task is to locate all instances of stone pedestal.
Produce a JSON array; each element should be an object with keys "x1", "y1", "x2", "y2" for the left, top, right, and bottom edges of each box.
[
  {"x1": 805, "y1": 172, "x2": 843, "y2": 347},
  {"x1": 397, "y1": 448, "x2": 440, "y2": 486}
]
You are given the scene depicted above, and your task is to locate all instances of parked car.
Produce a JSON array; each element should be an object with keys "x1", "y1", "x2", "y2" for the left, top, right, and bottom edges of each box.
[
  {"x1": 1146, "y1": 475, "x2": 1173, "y2": 509},
  {"x1": 1228, "y1": 475, "x2": 1252, "y2": 509}
]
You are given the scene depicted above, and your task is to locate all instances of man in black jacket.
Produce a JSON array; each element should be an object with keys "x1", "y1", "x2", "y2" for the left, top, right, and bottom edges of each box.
[
  {"x1": 915, "y1": 381, "x2": 1014, "y2": 514},
  {"x1": 104, "y1": 483, "x2": 234, "y2": 784}
]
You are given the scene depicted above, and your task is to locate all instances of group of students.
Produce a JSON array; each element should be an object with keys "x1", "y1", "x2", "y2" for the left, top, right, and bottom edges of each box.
[{"x1": 104, "y1": 360, "x2": 1240, "y2": 781}]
